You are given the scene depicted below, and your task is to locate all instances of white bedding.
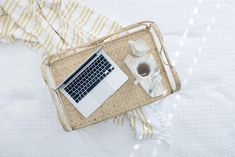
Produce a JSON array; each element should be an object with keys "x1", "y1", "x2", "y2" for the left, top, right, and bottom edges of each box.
[{"x1": 0, "y1": 0, "x2": 235, "y2": 156}]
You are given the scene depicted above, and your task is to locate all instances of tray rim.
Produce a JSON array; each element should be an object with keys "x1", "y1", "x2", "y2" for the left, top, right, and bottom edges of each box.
[{"x1": 40, "y1": 21, "x2": 181, "y2": 131}]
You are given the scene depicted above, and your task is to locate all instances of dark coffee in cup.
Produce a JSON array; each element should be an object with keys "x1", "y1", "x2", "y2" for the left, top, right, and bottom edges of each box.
[{"x1": 137, "y1": 63, "x2": 150, "y2": 77}]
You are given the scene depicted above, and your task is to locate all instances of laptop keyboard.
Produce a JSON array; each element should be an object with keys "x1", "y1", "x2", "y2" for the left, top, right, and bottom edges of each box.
[{"x1": 64, "y1": 54, "x2": 115, "y2": 103}]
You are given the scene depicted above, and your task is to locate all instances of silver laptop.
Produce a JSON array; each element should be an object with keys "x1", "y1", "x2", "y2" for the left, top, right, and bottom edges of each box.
[{"x1": 57, "y1": 47, "x2": 128, "y2": 118}]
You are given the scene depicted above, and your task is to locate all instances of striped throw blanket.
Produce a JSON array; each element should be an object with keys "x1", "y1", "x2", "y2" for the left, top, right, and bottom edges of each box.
[{"x1": 0, "y1": 0, "x2": 170, "y2": 141}]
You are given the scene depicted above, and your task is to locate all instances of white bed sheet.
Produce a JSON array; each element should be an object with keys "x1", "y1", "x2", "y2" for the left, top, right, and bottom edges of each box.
[{"x1": 0, "y1": 0, "x2": 235, "y2": 156}]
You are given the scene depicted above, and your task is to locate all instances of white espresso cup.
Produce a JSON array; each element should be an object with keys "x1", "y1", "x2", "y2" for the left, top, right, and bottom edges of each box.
[{"x1": 136, "y1": 62, "x2": 151, "y2": 77}]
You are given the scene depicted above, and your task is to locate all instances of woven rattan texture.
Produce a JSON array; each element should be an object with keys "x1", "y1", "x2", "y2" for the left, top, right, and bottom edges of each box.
[{"x1": 50, "y1": 29, "x2": 172, "y2": 129}]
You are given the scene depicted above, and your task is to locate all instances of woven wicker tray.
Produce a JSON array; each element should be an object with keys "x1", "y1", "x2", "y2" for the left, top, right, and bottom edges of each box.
[{"x1": 41, "y1": 21, "x2": 181, "y2": 131}]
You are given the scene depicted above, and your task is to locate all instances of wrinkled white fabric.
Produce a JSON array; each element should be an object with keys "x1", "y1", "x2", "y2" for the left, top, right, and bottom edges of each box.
[{"x1": 1, "y1": 0, "x2": 235, "y2": 156}]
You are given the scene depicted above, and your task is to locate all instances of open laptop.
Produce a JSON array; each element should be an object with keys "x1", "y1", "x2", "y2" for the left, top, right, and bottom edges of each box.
[{"x1": 56, "y1": 47, "x2": 128, "y2": 118}]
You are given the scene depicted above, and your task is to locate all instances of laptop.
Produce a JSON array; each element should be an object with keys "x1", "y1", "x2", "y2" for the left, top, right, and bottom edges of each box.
[{"x1": 57, "y1": 47, "x2": 128, "y2": 118}]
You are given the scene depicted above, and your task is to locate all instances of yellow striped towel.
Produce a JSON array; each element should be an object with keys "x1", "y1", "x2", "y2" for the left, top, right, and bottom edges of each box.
[{"x1": 0, "y1": 0, "x2": 170, "y2": 141}]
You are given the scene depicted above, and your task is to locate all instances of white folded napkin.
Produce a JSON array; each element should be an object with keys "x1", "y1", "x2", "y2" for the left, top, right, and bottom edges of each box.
[{"x1": 124, "y1": 54, "x2": 166, "y2": 98}]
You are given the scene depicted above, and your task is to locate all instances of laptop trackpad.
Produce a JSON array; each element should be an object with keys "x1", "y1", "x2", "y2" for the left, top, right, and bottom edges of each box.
[{"x1": 91, "y1": 81, "x2": 113, "y2": 103}]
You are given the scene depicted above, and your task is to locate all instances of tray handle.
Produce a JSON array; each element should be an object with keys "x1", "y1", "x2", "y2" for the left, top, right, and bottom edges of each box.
[
  {"x1": 44, "y1": 21, "x2": 151, "y2": 63},
  {"x1": 84, "y1": 22, "x2": 150, "y2": 47},
  {"x1": 149, "y1": 23, "x2": 181, "y2": 93}
]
